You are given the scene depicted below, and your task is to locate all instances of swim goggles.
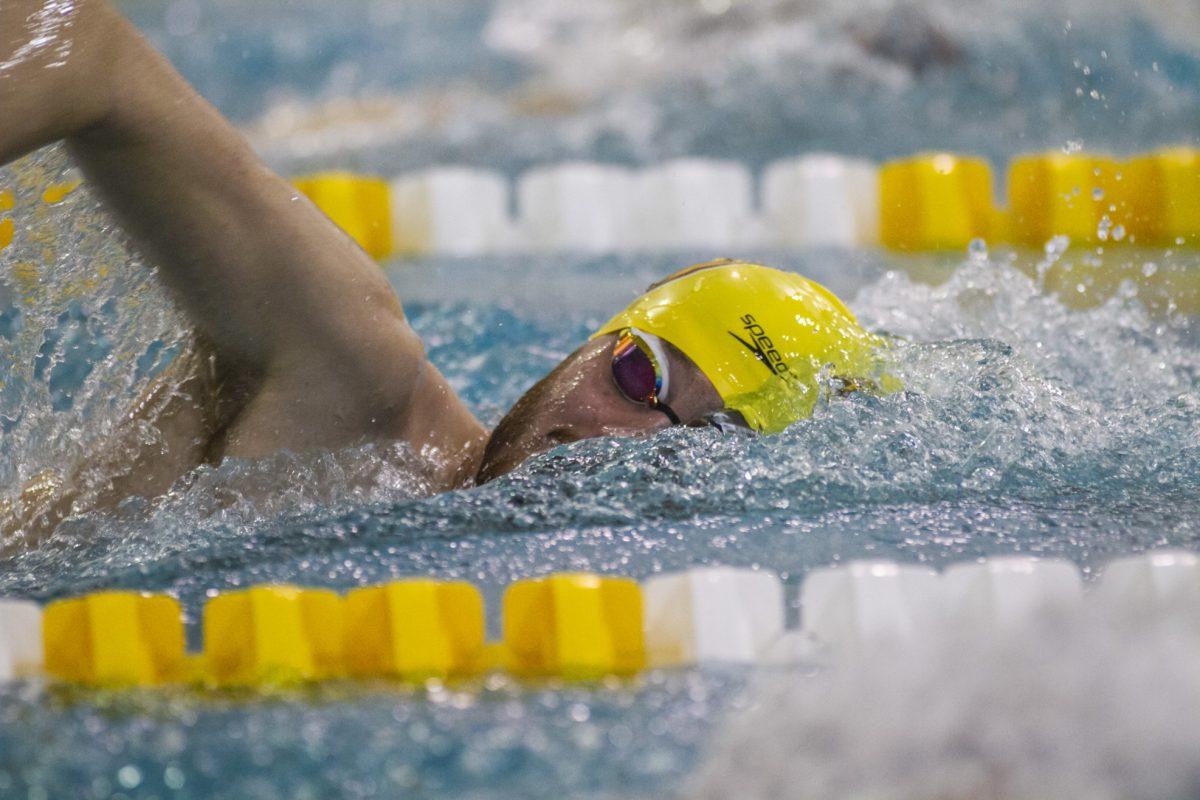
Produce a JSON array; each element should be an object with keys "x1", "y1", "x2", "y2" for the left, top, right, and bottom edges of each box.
[{"x1": 610, "y1": 328, "x2": 682, "y2": 425}]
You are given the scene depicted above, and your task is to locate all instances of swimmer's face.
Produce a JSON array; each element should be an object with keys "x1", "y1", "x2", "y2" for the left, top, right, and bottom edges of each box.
[{"x1": 475, "y1": 333, "x2": 724, "y2": 483}]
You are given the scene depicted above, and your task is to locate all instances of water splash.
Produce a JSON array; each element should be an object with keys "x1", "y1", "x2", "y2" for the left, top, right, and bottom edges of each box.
[{"x1": 0, "y1": 147, "x2": 188, "y2": 492}]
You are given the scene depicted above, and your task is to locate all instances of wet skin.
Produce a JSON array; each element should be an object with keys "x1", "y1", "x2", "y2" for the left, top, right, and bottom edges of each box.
[
  {"x1": 0, "y1": 0, "x2": 723, "y2": 544},
  {"x1": 477, "y1": 334, "x2": 725, "y2": 482}
]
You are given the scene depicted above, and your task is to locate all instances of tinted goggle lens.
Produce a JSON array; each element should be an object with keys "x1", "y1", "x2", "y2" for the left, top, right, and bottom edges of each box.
[{"x1": 611, "y1": 333, "x2": 662, "y2": 405}]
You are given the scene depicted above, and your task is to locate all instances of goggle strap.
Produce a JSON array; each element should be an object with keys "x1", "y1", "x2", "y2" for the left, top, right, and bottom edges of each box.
[{"x1": 654, "y1": 400, "x2": 682, "y2": 426}]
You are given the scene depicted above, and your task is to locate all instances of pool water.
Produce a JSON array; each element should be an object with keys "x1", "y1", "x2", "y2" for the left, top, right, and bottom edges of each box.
[
  {"x1": 125, "y1": 0, "x2": 1200, "y2": 173},
  {"x1": 2, "y1": 0, "x2": 1200, "y2": 797}
]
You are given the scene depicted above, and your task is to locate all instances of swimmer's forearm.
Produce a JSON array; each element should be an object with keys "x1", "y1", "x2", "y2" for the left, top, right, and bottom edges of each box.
[
  {"x1": 0, "y1": 0, "x2": 120, "y2": 165},
  {"x1": 2, "y1": 0, "x2": 423, "y2": 386},
  {"x1": 71, "y1": 23, "x2": 413, "y2": 371}
]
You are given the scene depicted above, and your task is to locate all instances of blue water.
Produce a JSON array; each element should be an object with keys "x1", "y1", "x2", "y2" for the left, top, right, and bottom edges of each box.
[
  {"x1": 0, "y1": 670, "x2": 746, "y2": 799},
  {"x1": 121, "y1": 0, "x2": 1200, "y2": 174},
  {"x1": 2, "y1": 0, "x2": 1200, "y2": 797}
]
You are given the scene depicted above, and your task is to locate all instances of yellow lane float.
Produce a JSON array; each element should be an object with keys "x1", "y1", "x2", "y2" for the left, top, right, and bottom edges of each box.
[
  {"x1": 1124, "y1": 147, "x2": 1200, "y2": 246},
  {"x1": 44, "y1": 592, "x2": 186, "y2": 686},
  {"x1": 503, "y1": 573, "x2": 645, "y2": 680},
  {"x1": 0, "y1": 188, "x2": 12, "y2": 252},
  {"x1": 204, "y1": 585, "x2": 344, "y2": 686},
  {"x1": 879, "y1": 153, "x2": 997, "y2": 251},
  {"x1": 345, "y1": 580, "x2": 485, "y2": 681},
  {"x1": 1007, "y1": 153, "x2": 1126, "y2": 247},
  {"x1": 293, "y1": 172, "x2": 393, "y2": 260}
]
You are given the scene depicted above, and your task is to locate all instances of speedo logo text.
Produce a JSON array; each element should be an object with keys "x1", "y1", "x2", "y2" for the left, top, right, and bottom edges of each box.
[{"x1": 729, "y1": 314, "x2": 791, "y2": 377}]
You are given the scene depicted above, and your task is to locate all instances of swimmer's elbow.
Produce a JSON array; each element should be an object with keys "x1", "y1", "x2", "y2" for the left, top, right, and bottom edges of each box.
[{"x1": 300, "y1": 312, "x2": 428, "y2": 426}]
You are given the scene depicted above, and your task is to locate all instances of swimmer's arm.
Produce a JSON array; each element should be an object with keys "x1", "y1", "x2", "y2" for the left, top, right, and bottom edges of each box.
[{"x1": 0, "y1": 0, "x2": 473, "y2": 444}]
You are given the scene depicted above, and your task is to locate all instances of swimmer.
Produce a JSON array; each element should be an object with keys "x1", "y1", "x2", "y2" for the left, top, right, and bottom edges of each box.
[{"x1": 0, "y1": 0, "x2": 885, "y2": 544}]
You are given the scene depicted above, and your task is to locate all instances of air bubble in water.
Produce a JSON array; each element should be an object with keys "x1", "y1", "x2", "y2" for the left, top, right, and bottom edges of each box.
[
  {"x1": 163, "y1": 766, "x2": 186, "y2": 790},
  {"x1": 1044, "y1": 235, "x2": 1070, "y2": 256},
  {"x1": 968, "y1": 238, "x2": 988, "y2": 261},
  {"x1": 117, "y1": 766, "x2": 142, "y2": 790},
  {"x1": 1111, "y1": 224, "x2": 1126, "y2": 242},
  {"x1": 1092, "y1": 187, "x2": 1104, "y2": 201},
  {"x1": 1062, "y1": 140, "x2": 1083, "y2": 154},
  {"x1": 1096, "y1": 216, "x2": 1112, "y2": 241},
  {"x1": 1143, "y1": 262, "x2": 1158, "y2": 277}
]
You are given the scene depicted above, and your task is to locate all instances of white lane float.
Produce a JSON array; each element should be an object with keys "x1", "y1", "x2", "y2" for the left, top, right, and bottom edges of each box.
[
  {"x1": 390, "y1": 167, "x2": 515, "y2": 257},
  {"x1": 799, "y1": 561, "x2": 942, "y2": 651},
  {"x1": 643, "y1": 567, "x2": 785, "y2": 667},
  {"x1": 633, "y1": 159, "x2": 762, "y2": 251},
  {"x1": 516, "y1": 162, "x2": 639, "y2": 253},
  {"x1": 940, "y1": 557, "x2": 1083, "y2": 631},
  {"x1": 1093, "y1": 550, "x2": 1200, "y2": 616},
  {"x1": 760, "y1": 154, "x2": 880, "y2": 248},
  {"x1": 0, "y1": 599, "x2": 42, "y2": 680}
]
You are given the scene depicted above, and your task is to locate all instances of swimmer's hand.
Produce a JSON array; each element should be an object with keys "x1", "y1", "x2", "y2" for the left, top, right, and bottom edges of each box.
[{"x1": 0, "y1": 1, "x2": 487, "y2": 495}]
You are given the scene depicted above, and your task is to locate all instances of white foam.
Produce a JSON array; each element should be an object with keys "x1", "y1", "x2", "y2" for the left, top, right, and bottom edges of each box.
[
  {"x1": 691, "y1": 593, "x2": 1200, "y2": 800},
  {"x1": 761, "y1": 154, "x2": 879, "y2": 248},
  {"x1": 800, "y1": 561, "x2": 941, "y2": 652},
  {"x1": 643, "y1": 567, "x2": 784, "y2": 666},
  {"x1": 516, "y1": 162, "x2": 638, "y2": 253},
  {"x1": 0, "y1": 600, "x2": 42, "y2": 680},
  {"x1": 390, "y1": 168, "x2": 515, "y2": 257},
  {"x1": 633, "y1": 159, "x2": 762, "y2": 251}
]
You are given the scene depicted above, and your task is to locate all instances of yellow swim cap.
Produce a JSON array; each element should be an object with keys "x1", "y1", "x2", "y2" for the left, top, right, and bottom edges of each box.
[{"x1": 592, "y1": 259, "x2": 887, "y2": 433}]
